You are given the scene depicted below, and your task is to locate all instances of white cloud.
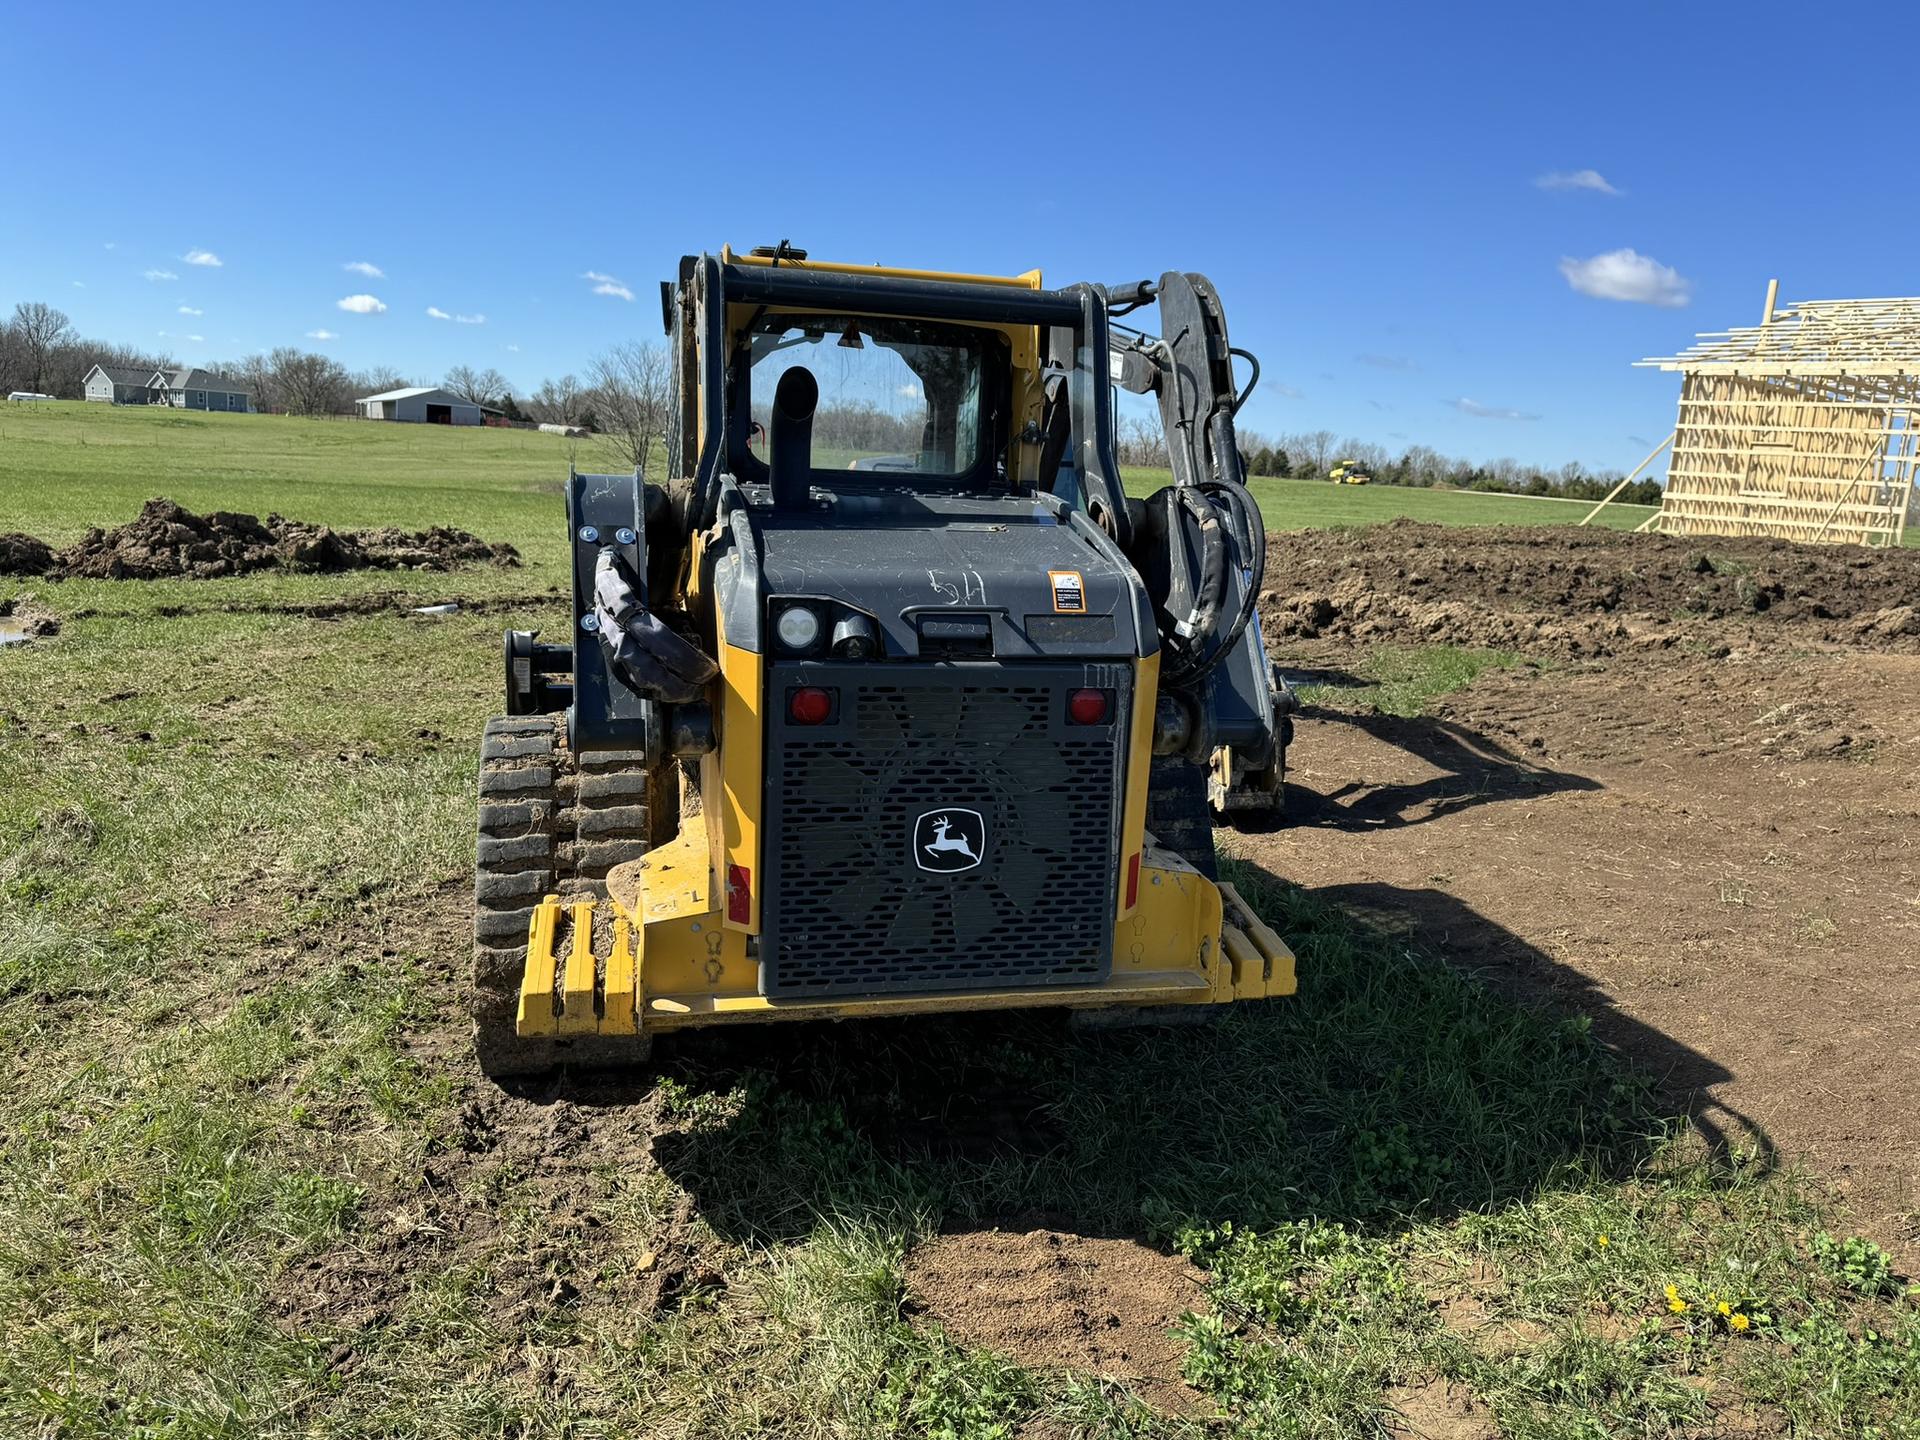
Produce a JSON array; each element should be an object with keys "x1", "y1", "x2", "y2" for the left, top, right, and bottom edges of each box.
[
  {"x1": 1357, "y1": 353, "x2": 1417, "y2": 371},
  {"x1": 336, "y1": 293, "x2": 388, "y2": 314},
  {"x1": 182, "y1": 248, "x2": 223, "y2": 267},
  {"x1": 426, "y1": 306, "x2": 487, "y2": 324},
  {"x1": 1449, "y1": 397, "x2": 1541, "y2": 421},
  {"x1": 178, "y1": 305, "x2": 203, "y2": 316},
  {"x1": 1558, "y1": 248, "x2": 1692, "y2": 307},
  {"x1": 104, "y1": 241, "x2": 117, "y2": 250},
  {"x1": 186, "y1": 334, "x2": 204, "y2": 343},
  {"x1": 897, "y1": 382, "x2": 923, "y2": 400},
  {"x1": 505, "y1": 344, "x2": 521, "y2": 353},
  {"x1": 583, "y1": 269, "x2": 635, "y2": 301},
  {"x1": 426, "y1": 306, "x2": 452, "y2": 320},
  {"x1": 344, "y1": 260, "x2": 384, "y2": 278},
  {"x1": 1536, "y1": 168, "x2": 1622, "y2": 196},
  {"x1": 306, "y1": 329, "x2": 339, "y2": 341},
  {"x1": 72, "y1": 281, "x2": 86, "y2": 289},
  {"x1": 145, "y1": 269, "x2": 178, "y2": 281}
]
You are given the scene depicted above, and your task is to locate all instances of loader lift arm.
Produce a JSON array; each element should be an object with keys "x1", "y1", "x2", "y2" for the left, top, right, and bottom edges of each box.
[{"x1": 1110, "y1": 273, "x2": 1292, "y2": 814}]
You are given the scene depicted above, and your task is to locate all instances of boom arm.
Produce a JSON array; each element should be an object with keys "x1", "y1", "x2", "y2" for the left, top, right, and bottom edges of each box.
[{"x1": 1111, "y1": 273, "x2": 1291, "y2": 812}]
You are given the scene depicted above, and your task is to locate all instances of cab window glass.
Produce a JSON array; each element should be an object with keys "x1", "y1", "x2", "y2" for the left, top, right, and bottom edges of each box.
[{"x1": 747, "y1": 314, "x2": 985, "y2": 478}]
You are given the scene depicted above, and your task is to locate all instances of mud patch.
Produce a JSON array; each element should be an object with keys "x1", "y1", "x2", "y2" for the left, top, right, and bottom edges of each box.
[
  {"x1": 1261, "y1": 520, "x2": 1920, "y2": 657},
  {"x1": 905, "y1": 1228, "x2": 1206, "y2": 1413},
  {"x1": 1, "y1": 498, "x2": 519, "y2": 580},
  {"x1": 0, "y1": 596, "x2": 59, "y2": 646}
]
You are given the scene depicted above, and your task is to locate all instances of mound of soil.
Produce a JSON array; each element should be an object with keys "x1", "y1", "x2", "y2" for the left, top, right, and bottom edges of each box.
[
  {"x1": 1262, "y1": 521, "x2": 1920, "y2": 656},
  {"x1": 0, "y1": 533, "x2": 55, "y2": 577},
  {"x1": 0, "y1": 498, "x2": 519, "y2": 580},
  {"x1": 905, "y1": 1229, "x2": 1206, "y2": 1413}
]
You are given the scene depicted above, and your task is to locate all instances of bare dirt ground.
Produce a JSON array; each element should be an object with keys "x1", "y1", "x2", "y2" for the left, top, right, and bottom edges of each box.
[
  {"x1": 905, "y1": 1229, "x2": 1207, "y2": 1414},
  {"x1": 1244, "y1": 523, "x2": 1920, "y2": 1260}
]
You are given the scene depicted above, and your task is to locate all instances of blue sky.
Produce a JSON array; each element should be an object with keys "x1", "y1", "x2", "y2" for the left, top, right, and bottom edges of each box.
[{"x1": 5, "y1": 1, "x2": 1915, "y2": 472}]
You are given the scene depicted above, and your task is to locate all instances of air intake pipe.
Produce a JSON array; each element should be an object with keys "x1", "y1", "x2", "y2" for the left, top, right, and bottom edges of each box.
[{"x1": 769, "y1": 365, "x2": 819, "y2": 510}]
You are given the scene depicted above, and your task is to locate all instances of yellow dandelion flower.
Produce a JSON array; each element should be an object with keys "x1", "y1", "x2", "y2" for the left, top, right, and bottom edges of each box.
[
  {"x1": 1665, "y1": 1284, "x2": 1689, "y2": 1314},
  {"x1": 1597, "y1": 1234, "x2": 1610, "y2": 1248},
  {"x1": 1717, "y1": 1301, "x2": 1732, "y2": 1317},
  {"x1": 1729, "y1": 1313, "x2": 1751, "y2": 1332}
]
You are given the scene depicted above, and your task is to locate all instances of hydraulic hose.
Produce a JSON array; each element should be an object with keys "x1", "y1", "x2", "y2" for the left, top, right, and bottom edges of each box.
[{"x1": 1161, "y1": 473, "x2": 1267, "y2": 688}]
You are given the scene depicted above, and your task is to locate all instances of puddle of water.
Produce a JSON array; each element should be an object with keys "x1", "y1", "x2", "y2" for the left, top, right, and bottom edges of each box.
[{"x1": 0, "y1": 619, "x2": 30, "y2": 646}]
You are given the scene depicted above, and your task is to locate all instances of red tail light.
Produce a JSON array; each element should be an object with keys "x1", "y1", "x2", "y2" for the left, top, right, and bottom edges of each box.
[
  {"x1": 1067, "y1": 687, "x2": 1111, "y2": 725},
  {"x1": 789, "y1": 686, "x2": 833, "y2": 725},
  {"x1": 1125, "y1": 851, "x2": 1141, "y2": 909},
  {"x1": 726, "y1": 864, "x2": 751, "y2": 924}
]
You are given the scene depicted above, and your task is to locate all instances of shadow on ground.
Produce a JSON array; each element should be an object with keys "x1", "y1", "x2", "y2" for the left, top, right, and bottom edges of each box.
[
  {"x1": 524, "y1": 863, "x2": 1777, "y2": 1249},
  {"x1": 1281, "y1": 703, "x2": 1601, "y2": 832}
]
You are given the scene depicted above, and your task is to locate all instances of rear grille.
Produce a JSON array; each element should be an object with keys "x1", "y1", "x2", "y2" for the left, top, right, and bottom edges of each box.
[{"x1": 762, "y1": 663, "x2": 1127, "y2": 998}]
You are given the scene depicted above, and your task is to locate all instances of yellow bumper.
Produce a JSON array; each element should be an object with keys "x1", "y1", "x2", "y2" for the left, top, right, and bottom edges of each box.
[{"x1": 516, "y1": 816, "x2": 1294, "y2": 1038}]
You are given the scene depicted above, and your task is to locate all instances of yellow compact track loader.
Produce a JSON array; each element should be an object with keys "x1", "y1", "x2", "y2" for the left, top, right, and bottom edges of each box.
[{"x1": 474, "y1": 245, "x2": 1297, "y2": 1073}]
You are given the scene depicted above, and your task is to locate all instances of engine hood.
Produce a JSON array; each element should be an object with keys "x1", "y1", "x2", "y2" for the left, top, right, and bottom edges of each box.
[{"x1": 731, "y1": 486, "x2": 1154, "y2": 661}]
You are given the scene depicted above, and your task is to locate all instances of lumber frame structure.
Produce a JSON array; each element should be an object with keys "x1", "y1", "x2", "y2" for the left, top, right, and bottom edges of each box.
[{"x1": 1636, "y1": 285, "x2": 1919, "y2": 547}]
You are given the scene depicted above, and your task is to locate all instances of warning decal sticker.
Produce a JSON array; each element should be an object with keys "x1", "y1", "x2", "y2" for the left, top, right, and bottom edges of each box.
[{"x1": 1048, "y1": 570, "x2": 1087, "y2": 614}]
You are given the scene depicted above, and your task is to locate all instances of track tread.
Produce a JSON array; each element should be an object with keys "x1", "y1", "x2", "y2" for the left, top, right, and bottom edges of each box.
[{"x1": 472, "y1": 715, "x2": 663, "y2": 1076}]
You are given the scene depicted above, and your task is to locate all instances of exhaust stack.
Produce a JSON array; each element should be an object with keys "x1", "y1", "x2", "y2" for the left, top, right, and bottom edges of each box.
[{"x1": 769, "y1": 366, "x2": 819, "y2": 510}]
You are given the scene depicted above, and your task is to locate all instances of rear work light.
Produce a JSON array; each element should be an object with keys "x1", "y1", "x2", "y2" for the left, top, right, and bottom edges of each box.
[
  {"x1": 788, "y1": 686, "x2": 834, "y2": 725},
  {"x1": 1067, "y1": 687, "x2": 1112, "y2": 725}
]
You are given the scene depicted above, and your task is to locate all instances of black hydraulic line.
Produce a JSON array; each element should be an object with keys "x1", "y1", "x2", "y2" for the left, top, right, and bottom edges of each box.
[
  {"x1": 1164, "y1": 474, "x2": 1266, "y2": 687},
  {"x1": 1228, "y1": 346, "x2": 1260, "y2": 417}
]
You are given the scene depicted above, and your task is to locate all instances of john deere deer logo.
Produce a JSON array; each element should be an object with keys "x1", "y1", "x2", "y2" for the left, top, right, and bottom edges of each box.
[{"x1": 914, "y1": 808, "x2": 985, "y2": 874}]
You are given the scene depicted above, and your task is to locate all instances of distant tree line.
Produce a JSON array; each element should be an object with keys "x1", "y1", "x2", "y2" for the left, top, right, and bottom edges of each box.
[
  {"x1": 1116, "y1": 414, "x2": 1664, "y2": 505},
  {"x1": 0, "y1": 302, "x2": 174, "y2": 400},
  {"x1": 5, "y1": 298, "x2": 1662, "y2": 504}
]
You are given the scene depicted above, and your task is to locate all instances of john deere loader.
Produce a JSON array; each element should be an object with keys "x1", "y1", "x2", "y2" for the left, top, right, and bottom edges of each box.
[{"x1": 474, "y1": 245, "x2": 1297, "y2": 1073}]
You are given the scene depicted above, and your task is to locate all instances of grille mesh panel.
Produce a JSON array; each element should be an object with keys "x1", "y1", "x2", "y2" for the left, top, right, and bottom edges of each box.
[{"x1": 762, "y1": 666, "x2": 1124, "y2": 998}]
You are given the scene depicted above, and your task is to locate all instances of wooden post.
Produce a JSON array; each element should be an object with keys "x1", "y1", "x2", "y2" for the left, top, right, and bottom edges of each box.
[
  {"x1": 1579, "y1": 430, "x2": 1676, "y2": 526},
  {"x1": 1761, "y1": 277, "x2": 1780, "y2": 326}
]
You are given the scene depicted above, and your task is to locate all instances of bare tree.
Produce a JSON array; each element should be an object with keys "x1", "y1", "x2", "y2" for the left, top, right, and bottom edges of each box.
[
  {"x1": 354, "y1": 365, "x2": 408, "y2": 396},
  {"x1": 532, "y1": 373, "x2": 586, "y2": 426},
  {"x1": 10, "y1": 302, "x2": 75, "y2": 394},
  {"x1": 444, "y1": 365, "x2": 509, "y2": 407},
  {"x1": 589, "y1": 343, "x2": 672, "y2": 475},
  {"x1": 1291, "y1": 429, "x2": 1337, "y2": 476},
  {"x1": 269, "y1": 347, "x2": 350, "y2": 417}
]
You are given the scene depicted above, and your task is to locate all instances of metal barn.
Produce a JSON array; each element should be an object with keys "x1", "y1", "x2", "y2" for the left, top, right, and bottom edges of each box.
[{"x1": 356, "y1": 386, "x2": 486, "y2": 425}]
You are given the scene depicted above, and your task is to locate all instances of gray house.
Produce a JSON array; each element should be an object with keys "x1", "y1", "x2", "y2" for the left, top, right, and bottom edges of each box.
[
  {"x1": 83, "y1": 364, "x2": 162, "y2": 404},
  {"x1": 356, "y1": 386, "x2": 487, "y2": 426},
  {"x1": 150, "y1": 368, "x2": 252, "y2": 412}
]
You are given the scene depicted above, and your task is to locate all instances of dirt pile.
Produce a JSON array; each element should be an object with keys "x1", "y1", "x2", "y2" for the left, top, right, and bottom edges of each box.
[
  {"x1": 905, "y1": 1229, "x2": 1206, "y2": 1413},
  {"x1": 0, "y1": 498, "x2": 519, "y2": 580},
  {"x1": 1262, "y1": 521, "x2": 1920, "y2": 656},
  {"x1": 0, "y1": 533, "x2": 56, "y2": 577}
]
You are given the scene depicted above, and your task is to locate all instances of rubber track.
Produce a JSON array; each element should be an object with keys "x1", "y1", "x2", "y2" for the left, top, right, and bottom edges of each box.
[{"x1": 471, "y1": 715, "x2": 659, "y2": 1075}]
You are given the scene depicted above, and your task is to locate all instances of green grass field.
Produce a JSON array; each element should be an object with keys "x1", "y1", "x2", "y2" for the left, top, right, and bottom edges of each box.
[
  {"x1": 0, "y1": 401, "x2": 1661, "y2": 550},
  {"x1": 3, "y1": 402, "x2": 1917, "y2": 1437}
]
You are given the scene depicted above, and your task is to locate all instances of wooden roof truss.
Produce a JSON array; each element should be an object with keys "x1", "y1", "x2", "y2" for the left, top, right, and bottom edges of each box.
[{"x1": 1634, "y1": 289, "x2": 1919, "y2": 547}]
